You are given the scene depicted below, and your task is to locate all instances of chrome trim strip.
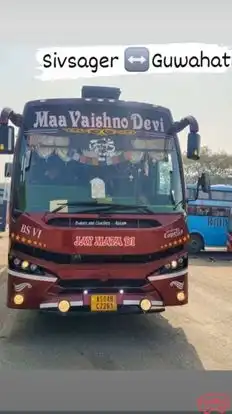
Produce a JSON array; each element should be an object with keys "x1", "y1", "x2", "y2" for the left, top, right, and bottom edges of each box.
[
  {"x1": 148, "y1": 268, "x2": 187, "y2": 282},
  {"x1": 40, "y1": 299, "x2": 163, "y2": 309},
  {"x1": 8, "y1": 268, "x2": 57, "y2": 282},
  {"x1": 123, "y1": 299, "x2": 163, "y2": 306},
  {"x1": 40, "y1": 303, "x2": 57, "y2": 309},
  {"x1": 40, "y1": 300, "x2": 84, "y2": 309}
]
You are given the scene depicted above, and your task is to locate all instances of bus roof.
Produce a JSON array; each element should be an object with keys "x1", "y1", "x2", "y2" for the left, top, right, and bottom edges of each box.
[
  {"x1": 187, "y1": 183, "x2": 232, "y2": 192},
  {"x1": 210, "y1": 184, "x2": 232, "y2": 192},
  {"x1": 23, "y1": 98, "x2": 173, "y2": 118}
]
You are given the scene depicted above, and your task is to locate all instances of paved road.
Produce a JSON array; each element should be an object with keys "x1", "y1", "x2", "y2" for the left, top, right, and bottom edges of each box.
[{"x1": 0, "y1": 234, "x2": 231, "y2": 370}]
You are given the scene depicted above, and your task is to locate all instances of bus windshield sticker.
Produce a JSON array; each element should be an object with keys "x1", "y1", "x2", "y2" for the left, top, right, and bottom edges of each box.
[
  {"x1": 32, "y1": 110, "x2": 165, "y2": 134},
  {"x1": 90, "y1": 178, "x2": 106, "y2": 199},
  {"x1": 63, "y1": 128, "x2": 136, "y2": 136},
  {"x1": 89, "y1": 137, "x2": 117, "y2": 161}
]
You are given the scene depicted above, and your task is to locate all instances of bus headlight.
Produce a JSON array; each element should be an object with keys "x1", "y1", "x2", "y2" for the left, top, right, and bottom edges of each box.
[
  {"x1": 10, "y1": 256, "x2": 45, "y2": 275},
  {"x1": 21, "y1": 260, "x2": 29, "y2": 270},
  {"x1": 148, "y1": 255, "x2": 188, "y2": 281},
  {"x1": 164, "y1": 260, "x2": 178, "y2": 270},
  {"x1": 171, "y1": 260, "x2": 177, "y2": 269},
  {"x1": 163, "y1": 256, "x2": 187, "y2": 272}
]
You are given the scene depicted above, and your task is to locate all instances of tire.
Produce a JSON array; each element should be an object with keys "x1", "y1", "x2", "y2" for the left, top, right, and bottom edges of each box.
[{"x1": 187, "y1": 233, "x2": 204, "y2": 254}]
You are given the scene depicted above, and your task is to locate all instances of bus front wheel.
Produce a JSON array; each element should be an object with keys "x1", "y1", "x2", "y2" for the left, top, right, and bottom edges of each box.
[{"x1": 187, "y1": 233, "x2": 204, "y2": 254}]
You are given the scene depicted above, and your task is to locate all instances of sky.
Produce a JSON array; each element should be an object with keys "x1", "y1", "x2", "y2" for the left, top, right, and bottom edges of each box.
[{"x1": 0, "y1": 0, "x2": 232, "y2": 181}]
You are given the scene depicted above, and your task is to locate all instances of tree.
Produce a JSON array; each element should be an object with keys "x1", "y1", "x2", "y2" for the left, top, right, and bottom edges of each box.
[{"x1": 182, "y1": 146, "x2": 232, "y2": 184}]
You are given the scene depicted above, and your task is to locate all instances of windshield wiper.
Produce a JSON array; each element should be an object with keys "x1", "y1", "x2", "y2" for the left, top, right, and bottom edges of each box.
[
  {"x1": 48, "y1": 201, "x2": 155, "y2": 215},
  {"x1": 13, "y1": 208, "x2": 30, "y2": 218},
  {"x1": 169, "y1": 171, "x2": 184, "y2": 211},
  {"x1": 173, "y1": 199, "x2": 185, "y2": 211}
]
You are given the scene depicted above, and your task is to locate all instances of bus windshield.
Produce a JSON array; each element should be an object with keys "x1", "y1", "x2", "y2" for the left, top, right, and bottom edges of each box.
[{"x1": 14, "y1": 131, "x2": 183, "y2": 215}]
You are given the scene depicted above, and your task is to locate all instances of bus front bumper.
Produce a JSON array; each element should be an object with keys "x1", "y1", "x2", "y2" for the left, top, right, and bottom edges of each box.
[{"x1": 7, "y1": 268, "x2": 188, "y2": 314}]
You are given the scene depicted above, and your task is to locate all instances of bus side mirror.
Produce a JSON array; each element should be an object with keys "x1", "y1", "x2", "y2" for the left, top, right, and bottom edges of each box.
[
  {"x1": 198, "y1": 172, "x2": 210, "y2": 193},
  {"x1": 0, "y1": 124, "x2": 15, "y2": 154},
  {"x1": 187, "y1": 132, "x2": 201, "y2": 160},
  {"x1": 4, "y1": 162, "x2": 13, "y2": 178}
]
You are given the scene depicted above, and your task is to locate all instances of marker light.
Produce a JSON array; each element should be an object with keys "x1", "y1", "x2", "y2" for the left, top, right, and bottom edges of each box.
[
  {"x1": 13, "y1": 294, "x2": 24, "y2": 305},
  {"x1": 177, "y1": 291, "x2": 185, "y2": 302},
  {"x1": 140, "y1": 298, "x2": 152, "y2": 312},
  {"x1": 21, "y1": 260, "x2": 29, "y2": 269},
  {"x1": 58, "y1": 300, "x2": 70, "y2": 313}
]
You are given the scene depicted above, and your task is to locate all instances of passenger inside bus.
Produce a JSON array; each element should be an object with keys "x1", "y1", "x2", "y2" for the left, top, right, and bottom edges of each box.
[{"x1": 22, "y1": 143, "x2": 180, "y2": 213}]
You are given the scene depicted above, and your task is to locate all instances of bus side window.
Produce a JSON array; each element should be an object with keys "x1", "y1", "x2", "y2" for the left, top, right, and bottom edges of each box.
[
  {"x1": 211, "y1": 191, "x2": 224, "y2": 201},
  {"x1": 211, "y1": 207, "x2": 230, "y2": 217},
  {"x1": 196, "y1": 206, "x2": 211, "y2": 216},
  {"x1": 224, "y1": 192, "x2": 232, "y2": 201},
  {"x1": 187, "y1": 205, "x2": 196, "y2": 215},
  {"x1": 198, "y1": 190, "x2": 209, "y2": 200}
]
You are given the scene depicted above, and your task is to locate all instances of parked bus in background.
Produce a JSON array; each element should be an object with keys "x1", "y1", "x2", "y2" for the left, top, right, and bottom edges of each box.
[
  {"x1": 186, "y1": 184, "x2": 232, "y2": 254},
  {"x1": 226, "y1": 207, "x2": 232, "y2": 252}
]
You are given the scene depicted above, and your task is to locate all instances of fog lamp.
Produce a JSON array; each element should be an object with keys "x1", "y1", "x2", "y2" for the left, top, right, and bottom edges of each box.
[
  {"x1": 13, "y1": 294, "x2": 24, "y2": 305},
  {"x1": 140, "y1": 298, "x2": 152, "y2": 312},
  {"x1": 177, "y1": 291, "x2": 185, "y2": 302},
  {"x1": 58, "y1": 300, "x2": 70, "y2": 313}
]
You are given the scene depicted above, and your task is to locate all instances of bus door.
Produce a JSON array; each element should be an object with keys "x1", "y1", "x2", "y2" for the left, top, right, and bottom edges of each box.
[{"x1": 206, "y1": 206, "x2": 230, "y2": 247}]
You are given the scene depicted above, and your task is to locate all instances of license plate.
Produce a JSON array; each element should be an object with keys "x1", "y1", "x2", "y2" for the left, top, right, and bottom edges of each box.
[{"x1": 90, "y1": 294, "x2": 117, "y2": 312}]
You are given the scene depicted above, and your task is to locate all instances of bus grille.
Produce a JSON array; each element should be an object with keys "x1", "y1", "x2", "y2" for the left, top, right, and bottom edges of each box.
[
  {"x1": 58, "y1": 279, "x2": 146, "y2": 290},
  {"x1": 12, "y1": 242, "x2": 183, "y2": 265}
]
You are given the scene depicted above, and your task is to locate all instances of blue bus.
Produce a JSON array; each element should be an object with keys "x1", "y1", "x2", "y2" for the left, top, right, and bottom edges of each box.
[{"x1": 186, "y1": 184, "x2": 232, "y2": 253}]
